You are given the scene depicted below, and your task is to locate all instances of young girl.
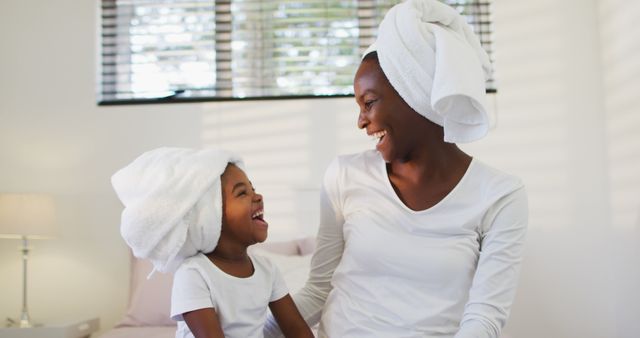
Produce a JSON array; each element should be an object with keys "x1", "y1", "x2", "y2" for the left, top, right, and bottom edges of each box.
[{"x1": 112, "y1": 147, "x2": 313, "y2": 338}]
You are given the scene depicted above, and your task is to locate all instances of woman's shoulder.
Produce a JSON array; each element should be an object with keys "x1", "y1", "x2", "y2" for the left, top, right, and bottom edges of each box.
[
  {"x1": 334, "y1": 149, "x2": 379, "y2": 166},
  {"x1": 321, "y1": 150, "x2": 382, "y2": 193},
  {"x1": 469, "y1": 159, "x2": 525, "y2": 198},
  {"x1": 326, "y1": 149, "x2": 381, "y2": 177}
]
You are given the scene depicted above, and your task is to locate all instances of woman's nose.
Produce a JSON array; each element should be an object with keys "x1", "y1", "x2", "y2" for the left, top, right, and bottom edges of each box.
[{"x1": 357, "y1": 110, "x2": 368, "y2": 129}]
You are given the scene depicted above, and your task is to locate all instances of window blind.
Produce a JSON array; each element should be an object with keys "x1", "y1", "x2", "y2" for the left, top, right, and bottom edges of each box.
[{"x1": 99, "y1": 0, "x2": 494, "y2": 104}]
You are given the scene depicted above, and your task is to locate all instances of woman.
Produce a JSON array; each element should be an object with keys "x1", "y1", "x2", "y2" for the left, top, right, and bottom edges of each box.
[{"x1": 266, "y1": 1, "x2": 528, "y2": 337}]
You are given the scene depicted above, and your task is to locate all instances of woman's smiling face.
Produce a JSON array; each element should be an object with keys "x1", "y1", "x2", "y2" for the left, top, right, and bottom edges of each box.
[
  {"x1": 220, "y1": 164, "x2": 268, "y2": 246},
  {"x1": 354, "y1": 54, "x2": 428, "y2": 163}
]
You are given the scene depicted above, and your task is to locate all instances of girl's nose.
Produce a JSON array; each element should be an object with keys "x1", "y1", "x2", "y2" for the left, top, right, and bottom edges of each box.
[{"x1": 254, "y1": 192, "x2": 263, "y2": 203}]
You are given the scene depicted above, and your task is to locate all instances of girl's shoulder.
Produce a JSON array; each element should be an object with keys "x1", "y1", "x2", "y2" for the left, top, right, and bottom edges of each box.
[
  {"x1": 249, "y1": 252, "x2": 278, "y2": 274},
  {"x1": 173, "y1": 253, "x2": 210, "y2": 281},
  {"x1": 176, "y1": 252, "x2": 208, "y2": 270}
]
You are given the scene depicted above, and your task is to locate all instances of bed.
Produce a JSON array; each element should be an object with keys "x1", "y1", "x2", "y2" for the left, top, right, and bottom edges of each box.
[{"x1": 98, "y1": 238, "x2": 315, "y2": 338}]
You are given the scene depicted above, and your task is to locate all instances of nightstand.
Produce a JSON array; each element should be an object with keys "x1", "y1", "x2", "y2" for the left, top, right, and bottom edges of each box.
[{"x1": 0, "y1": 318, "x2": 99, "y2": 338}]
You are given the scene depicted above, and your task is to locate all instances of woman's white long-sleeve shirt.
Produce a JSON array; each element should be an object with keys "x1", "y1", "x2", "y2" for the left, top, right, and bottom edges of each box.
[{"x1": 265, "y1": 150, "x2": 528, "y2": 338}]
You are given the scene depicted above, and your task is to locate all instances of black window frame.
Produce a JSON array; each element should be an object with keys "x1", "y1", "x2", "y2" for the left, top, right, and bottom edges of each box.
[{"x1": 98, "y1": 0, "x2": 495, "y2": 106}]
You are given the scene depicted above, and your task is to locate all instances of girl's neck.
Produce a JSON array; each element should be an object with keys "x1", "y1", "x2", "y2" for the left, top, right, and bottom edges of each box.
[
  {"x1": 206, "y1": 242, "x2": 255, "y2": 278},
  {"x1": 208, "y1": 242, "x2": 249, "y2": 262},
  {"x1": 209, "y1": 250, "x2": 249, "y2": 262}
]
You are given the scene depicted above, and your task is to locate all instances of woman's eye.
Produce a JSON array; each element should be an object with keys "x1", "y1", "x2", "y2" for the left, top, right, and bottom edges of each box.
[
  {"x1": 365, "y1": 99, "x2": 377, "y2": 109},
  {"x1": 237, "y1": 191, "x2": 247, "y2": 196}
]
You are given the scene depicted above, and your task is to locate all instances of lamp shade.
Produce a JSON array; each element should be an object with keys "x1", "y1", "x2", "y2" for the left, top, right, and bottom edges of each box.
[{"x1": 0, "y1": 193, "x2": 57, "y2": 239}]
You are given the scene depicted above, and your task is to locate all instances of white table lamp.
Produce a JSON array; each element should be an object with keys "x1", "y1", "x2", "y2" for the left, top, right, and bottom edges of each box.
[{"x1": 0, "y1": 193, "x2": 57, "y2": 328}]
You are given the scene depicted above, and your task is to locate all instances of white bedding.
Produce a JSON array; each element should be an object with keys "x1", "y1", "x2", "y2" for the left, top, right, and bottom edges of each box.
[{"x1": 99, "y1": 326, "x2": 175, "y2": 338}]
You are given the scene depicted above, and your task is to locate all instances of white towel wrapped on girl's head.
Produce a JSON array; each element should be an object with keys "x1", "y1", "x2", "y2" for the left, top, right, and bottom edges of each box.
[
  {"x1": 111, "y1": 147, "x2": 244, "y2": 274},
  {"x1": 364, "y1": 0, "x2": 493, "y2": 143}
]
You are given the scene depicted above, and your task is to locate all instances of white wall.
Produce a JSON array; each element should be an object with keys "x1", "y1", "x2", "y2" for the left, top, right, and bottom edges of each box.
[
  {"x1": 0, "y1": 0, "x2": 637, "y2": 337},
  {"x1": 482, "y1": 0, "x2": 616, "y2": 337},
  {"x1": 0, "y1": 0, "x2": 204, "y2": 330},
  {"x1": 599, "y1": 0, "x2": 640, "y2": 337}
]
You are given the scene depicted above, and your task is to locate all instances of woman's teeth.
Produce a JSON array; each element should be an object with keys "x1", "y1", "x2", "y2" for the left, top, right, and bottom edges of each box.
[{"x1": 371, "y1": 130, "x2": 387, "y2": 142}]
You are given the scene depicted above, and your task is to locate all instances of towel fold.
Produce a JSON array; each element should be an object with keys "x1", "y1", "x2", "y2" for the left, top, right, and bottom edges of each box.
[
  {"x1": 111, "y1": 147, "x2": 243, "y2": 274},
  {"x1": 364, "y1": 0, "x2": 493, "y2": 143}
]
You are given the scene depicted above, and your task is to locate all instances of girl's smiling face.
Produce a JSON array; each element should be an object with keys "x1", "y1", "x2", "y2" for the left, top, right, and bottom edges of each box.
[{"x1": 220, "y1": 164, "x2": 268, "y2": 246}]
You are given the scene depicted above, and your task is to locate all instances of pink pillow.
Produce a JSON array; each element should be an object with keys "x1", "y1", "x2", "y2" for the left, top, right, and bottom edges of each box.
[
  {"x1": 296, "y1": 236, "x2": 316, "y2": 255},
  {"x1": 117, "y1": 237, "x2": 316, "y2": 327},
  {"x1": 117, "y1": 255, "x2": 175, "y2": 327},
  {"x1": 253, "y1": 236, "x2": 316, "y2": 255}
]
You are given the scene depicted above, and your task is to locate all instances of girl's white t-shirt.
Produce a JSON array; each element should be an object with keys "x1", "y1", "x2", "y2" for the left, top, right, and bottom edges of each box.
[{"x1": 171, "y1": 252, "x2": 288, "y2": 338}]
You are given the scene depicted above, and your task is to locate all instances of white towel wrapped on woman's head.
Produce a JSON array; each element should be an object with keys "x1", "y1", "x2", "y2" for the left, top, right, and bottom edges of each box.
[
  {"x1": 111, "y1": 147, "x2": 243, "y2": 274},
  {"x1": 364, "y1": 0, "x2": 493, "y2": 143}
]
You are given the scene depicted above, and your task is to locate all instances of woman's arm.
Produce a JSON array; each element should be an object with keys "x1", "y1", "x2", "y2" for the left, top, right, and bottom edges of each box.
[
  {"x1": 269, "y1": 294, "x2": 314, "y2": 338},
  {"x1": 182, "y1": 308, "x2": 225, "y2": 338},
  {"x1": 264, "y1": 158, "x2": 346, "y2": 338},
  {"x1": 455, "y1": 186, "x2": 529, "y2": 338}
]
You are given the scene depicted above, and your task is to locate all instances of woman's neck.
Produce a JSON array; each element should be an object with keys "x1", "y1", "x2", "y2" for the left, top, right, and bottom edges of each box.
[
  {"x1": 385, "y1": 139, "x2": 473, "y2": 211},
  {"x1": 390, "y1": 141, "x2": 471, "y2": 182}
]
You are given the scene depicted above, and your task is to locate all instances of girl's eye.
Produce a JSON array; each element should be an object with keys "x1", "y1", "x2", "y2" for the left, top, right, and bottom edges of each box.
[{"x1": 237, "y1": 190, "x2": 247, "y2": 196}]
